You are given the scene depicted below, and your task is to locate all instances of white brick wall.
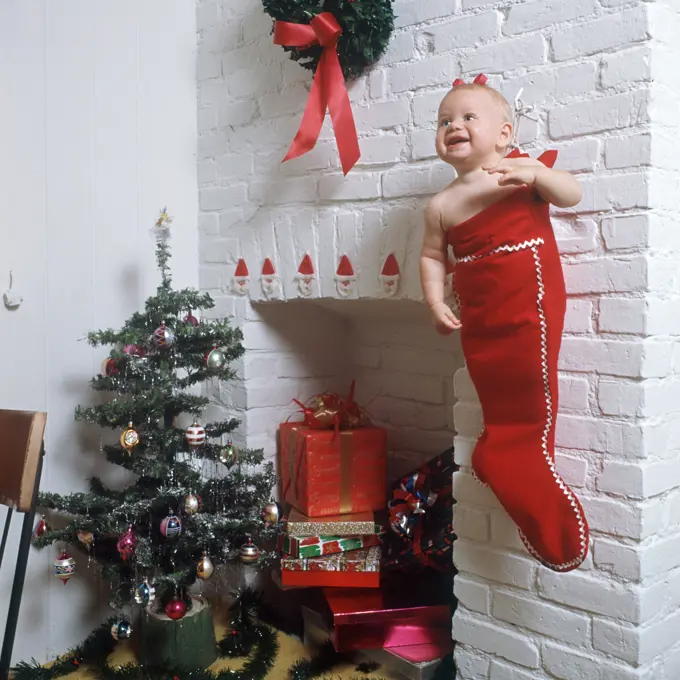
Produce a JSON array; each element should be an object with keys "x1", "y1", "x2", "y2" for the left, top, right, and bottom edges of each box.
[
  {"x1": 197, "y1": 2, "x2": 466, "y2": 471},
  {"x1": 198, "y1": 0, "x2": 680, "y2": 677},
  {"x1": 450, "y1": 0, "x2": 680, "y2": 677}
]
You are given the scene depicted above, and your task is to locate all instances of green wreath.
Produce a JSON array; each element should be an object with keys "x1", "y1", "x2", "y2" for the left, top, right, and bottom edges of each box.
[{"x1": 262, "y1": 0, "x2": 394, "y2": 81}]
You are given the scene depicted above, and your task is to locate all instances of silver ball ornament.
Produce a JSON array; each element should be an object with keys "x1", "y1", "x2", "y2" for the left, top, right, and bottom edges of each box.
[
  {"x1": 262, "y1": 501, "x2": 281, "y2": 525},
  {"x1": 184, "y1": 493, "x2": 202, "y2": 515},
  {"x1": 219, "y1": 441, "x2": 238, "y2": 469},
  {"x1": 205, "y1": 345, "x2": 227, "y2": 371},
  {"x1": 111, "y1": 620, "x2": 133, "y2": 641},
  {"x1": 239, "y1": 538, "x2": 260, "y2": 564},
  {"x1": 134, "y1": 580, "x2": 156, "y2": 607},
  {"x1": 197, "y1": 551, "x2": 214, "y2": 580},
  {"x1": 53, "y1": 551, "x2": 76, "y2": 585},
  {"x1": 153, "y1": 321, "x2": 175, "y2": 349}
]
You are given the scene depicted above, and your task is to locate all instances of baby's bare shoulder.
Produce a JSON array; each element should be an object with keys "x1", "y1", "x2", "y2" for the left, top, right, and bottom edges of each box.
[
  {"x1": 430, "y1": 181, "x2": 465, "y2": 211},
  {"x1": 429, "y1": 182, "x2": 472, "y2": 228}
]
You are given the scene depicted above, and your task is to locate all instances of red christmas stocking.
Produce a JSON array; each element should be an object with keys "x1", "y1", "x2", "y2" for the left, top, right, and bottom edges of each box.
[{"x1": 451, "y1": 152, "x2": 589, "y2": 572}]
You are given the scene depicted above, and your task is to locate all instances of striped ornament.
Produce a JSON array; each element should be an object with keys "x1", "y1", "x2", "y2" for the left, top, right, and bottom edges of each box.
[{"x1": 185, "y1": 422, "x2": 206, "y2": 448}]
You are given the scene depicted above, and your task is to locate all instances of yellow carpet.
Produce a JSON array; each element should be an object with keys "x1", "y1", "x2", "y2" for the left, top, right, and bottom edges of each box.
[
  {"x1": 48, "y1": 619, "x2": 402, "y2": 680},
  {"x1": 53, "y1": 633, "x2": 400, "y2": 679}
]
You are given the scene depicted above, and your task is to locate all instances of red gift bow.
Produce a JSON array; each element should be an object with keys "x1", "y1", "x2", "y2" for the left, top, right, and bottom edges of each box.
[
  {"x1": 291, "y1": 380, "x2": 368, "y2": 432},
  {"x1": 273, "y1": 12, "x2": 360, "y2": 175}
]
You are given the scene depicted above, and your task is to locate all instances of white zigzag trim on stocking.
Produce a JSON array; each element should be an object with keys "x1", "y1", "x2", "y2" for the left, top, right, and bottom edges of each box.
[
  {"x1": 471, "y1": 467, "x2": 488, "y2": 488},
  {"x1": 519, "y1": 244, "x2": 587, "y2": 571},
  {"x1": 457, "y1": 237, "x2": 545, "y2": 264}
]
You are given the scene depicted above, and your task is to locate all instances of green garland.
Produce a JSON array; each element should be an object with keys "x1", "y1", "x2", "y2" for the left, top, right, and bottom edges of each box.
[
  {"x1": 261, "y1": 0, "x2": 394, "y2": 81},
  {"x1": 288, "y1": 641, "x2": 347, "y2": 680}
]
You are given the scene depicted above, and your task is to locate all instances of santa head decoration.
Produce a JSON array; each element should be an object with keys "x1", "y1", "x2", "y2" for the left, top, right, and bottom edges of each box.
[
  {"x1": 232, "y1": 258, "x2": 250, "y2": 296},
  {"x1": 379, "y1": 253, "x2": 400, "y2": 297},
  {"x1": 260, "y1": 257, "x2": 280, "y2": 298},
  {"x1": 294, "y1": 253, "x2": 316, "y2": 297},
  {"x1": 334, "y1": 255, "x2": 356, "y2": 297}
]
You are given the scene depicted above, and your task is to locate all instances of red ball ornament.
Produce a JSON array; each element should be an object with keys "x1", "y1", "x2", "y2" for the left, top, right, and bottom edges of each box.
[
  {"x1": 184, "y1": 310, "x2": 199, "y2": 326},
  {"x1": 123, "y1": 344, "x2": 146, "y2": 357},
  {"x1": 104, "y1": 358, "x2": 119, "y2": 376},
  {"x1": 116, "y1": 525, "x2": 136, "y2": 561},
  {"x1": 33, "y1": 518, "x2": 50, "y2": 539},
  {"x1": 165, "y1": 598, "x2": 187, "y2": 620}
]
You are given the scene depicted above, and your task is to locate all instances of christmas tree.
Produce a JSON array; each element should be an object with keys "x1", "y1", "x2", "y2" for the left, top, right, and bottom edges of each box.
[{"x1": 31, "y1": 210, "x2": 279, "y2": 666}]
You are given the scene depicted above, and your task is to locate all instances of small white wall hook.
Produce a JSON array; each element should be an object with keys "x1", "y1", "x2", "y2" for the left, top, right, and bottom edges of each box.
[
  {"x1": 511, "y1": 87, "x2": 538, "y2": 151},
  {"x1": 4, "y1": 270, "x2": 23, "y2": 310}
]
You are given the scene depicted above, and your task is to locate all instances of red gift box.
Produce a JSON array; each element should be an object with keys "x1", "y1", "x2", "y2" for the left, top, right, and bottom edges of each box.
[
  {"x1": 278, "y1": 532, "x2": 380, "y2": 558},
  {"x1": 282, "y1": 570, "x2": 380, "y2": 589},
  {"x1": 279, "y1": 421, "x2": 387, "y2": 517},
  {"x1": 281, "y1": 546, "x2": 381, "y2": 589}
]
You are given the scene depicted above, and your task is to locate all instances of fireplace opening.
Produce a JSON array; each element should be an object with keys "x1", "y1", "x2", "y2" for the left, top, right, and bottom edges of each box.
[{"x1": 238, "y1": 297, "x2": 464, "y2": 479}]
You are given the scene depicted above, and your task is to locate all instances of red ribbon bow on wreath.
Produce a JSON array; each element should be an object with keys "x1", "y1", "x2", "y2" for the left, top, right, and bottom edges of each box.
[{"x1": 273, "y1": 12, "x2": 360, "y2": 175}]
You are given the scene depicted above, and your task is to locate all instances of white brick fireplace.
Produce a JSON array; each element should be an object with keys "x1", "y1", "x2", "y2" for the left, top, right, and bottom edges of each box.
[{"x1": 198, "y1": 0, "x2": 680, "y2": 678}]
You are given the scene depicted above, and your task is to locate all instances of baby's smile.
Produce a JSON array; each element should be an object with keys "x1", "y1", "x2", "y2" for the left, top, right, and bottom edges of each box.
[{"x1": 446, "y1": 135, "x2": 470, "y2": 149}]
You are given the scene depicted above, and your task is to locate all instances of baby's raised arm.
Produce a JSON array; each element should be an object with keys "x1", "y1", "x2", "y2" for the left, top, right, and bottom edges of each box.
[
  {"x1": 420, "y1": 197, "x2": 461, "y2": 334},
  {"x1": 483, "y1": 156, "x2": 582, "y2": 208},
  {"x1": 532, "y1": 165, "x2": 582, "y2": 208}
]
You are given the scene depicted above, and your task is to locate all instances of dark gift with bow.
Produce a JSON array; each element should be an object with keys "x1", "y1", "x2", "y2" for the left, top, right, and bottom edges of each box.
[{"x1": 383, "y1": 447, "x2": 456, "y2": 571}]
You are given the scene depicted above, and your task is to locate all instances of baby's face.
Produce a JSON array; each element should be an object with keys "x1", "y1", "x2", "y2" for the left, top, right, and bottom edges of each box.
[{"x1": 435, "y1": 88, "x2": 511, "y2": 168}]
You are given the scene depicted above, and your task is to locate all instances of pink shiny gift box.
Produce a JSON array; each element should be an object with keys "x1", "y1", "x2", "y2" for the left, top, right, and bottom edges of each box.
[
  {"x1": 323, "y1": 587, "x2": 451, "y2": 651},
  {"x1": 303, "y1": 602, "x2": 451, "y2": 679}
]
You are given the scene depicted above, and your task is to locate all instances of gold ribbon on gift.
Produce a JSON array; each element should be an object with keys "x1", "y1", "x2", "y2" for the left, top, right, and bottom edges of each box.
[
  {"x1": 339, "y1": 430, "x2": 353, "y2": 514},
  {"x1": 288, "y1": 425, "x2": 301, "y2": 506}
]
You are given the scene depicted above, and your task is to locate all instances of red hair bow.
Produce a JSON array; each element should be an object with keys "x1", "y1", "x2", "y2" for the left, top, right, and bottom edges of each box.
[{"x1": 452, "y1": 74, "x2": 488, "y2": 87}]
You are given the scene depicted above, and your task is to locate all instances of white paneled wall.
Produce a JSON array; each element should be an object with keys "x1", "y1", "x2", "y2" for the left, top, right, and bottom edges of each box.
[{"x1": 0, "y1": 0, "x2": 197, "y2": 663}]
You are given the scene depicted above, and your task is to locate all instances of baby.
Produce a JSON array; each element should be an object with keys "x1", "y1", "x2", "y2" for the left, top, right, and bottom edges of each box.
[{"x1": 420, "y1": 75, "x2": 589, "y2": 572}]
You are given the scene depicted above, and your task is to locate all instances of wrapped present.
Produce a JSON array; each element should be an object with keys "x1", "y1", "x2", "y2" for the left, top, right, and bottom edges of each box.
[
  {"x1": 285, "y1": 507, "x2": 377, "y2": 537},
  {"x1": 301, "y1": 570, "x2": 451, "y2": 652},
  {"x1": 384, "y1": 448, "x2": 455, "y2": 571},
  {"x1": 302, "y1": 605, "x2": 452, "y2": 680},
  {"x1": 281, "y1": 546, "x2": 380, "y2": 588},
  {"x1": 279, "y1": 420, "x2": 387, "y2": 517},
  {"x1": 278, "y1": 532, "x2": 380, "y2": 559},
  {"x1": 360, "y1": 645, "x2": 453, "y2": 680},
  {"x1": 281, "y1": 546, "x2": 380, "y2": 572}
]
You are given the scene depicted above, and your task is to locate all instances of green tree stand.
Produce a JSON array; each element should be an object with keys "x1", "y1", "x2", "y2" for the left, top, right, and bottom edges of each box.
[{"x1": 139, "y1": 597, "x2": 217, "y2": 669}]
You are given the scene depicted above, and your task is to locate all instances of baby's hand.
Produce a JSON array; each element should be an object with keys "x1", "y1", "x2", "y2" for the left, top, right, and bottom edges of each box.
[
  {"x1": 483, "y1": 157, "x2": 545, "y2": 187},
  {"x1": 429, "y1": 302, "x2": 461, "y2": 335}
]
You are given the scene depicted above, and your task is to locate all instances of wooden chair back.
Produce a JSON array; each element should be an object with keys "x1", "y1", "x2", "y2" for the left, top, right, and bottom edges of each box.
[{"x1": 0, "y1": 409, "x2": 47, "y2": 513}]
